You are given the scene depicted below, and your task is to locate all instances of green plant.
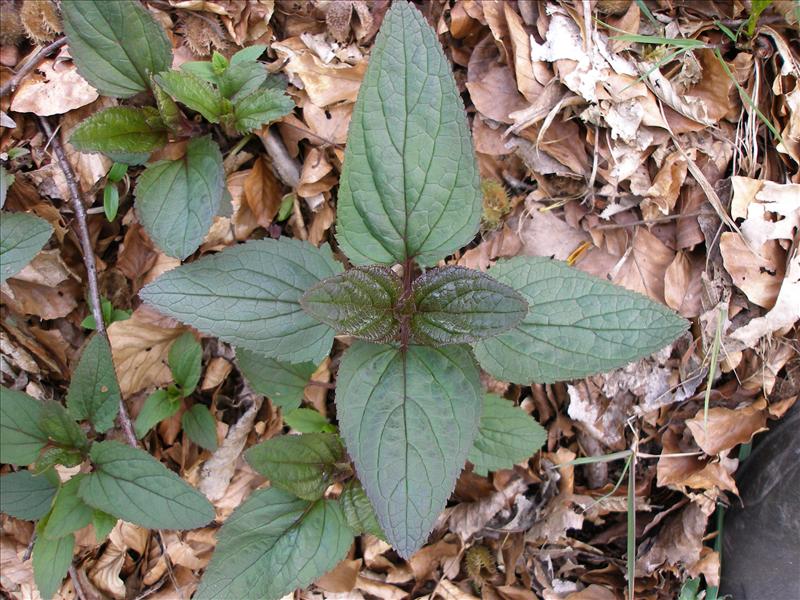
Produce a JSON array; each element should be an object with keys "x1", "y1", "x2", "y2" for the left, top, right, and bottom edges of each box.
[
  {"x1": 0, "y1": 334, "x2": 214, "y2": 599},
  {"x1": 136, "y1": 2, "x2": 687, "y2": 597},
  {"x1": 133, "y1": 331, "x2": 218, "y2": 451},
  {"x1": 79, "y1": 295, "x2": 131, "y2": 330},
  {"x1": 62, "y1": 0, "x2": 294, "y2": 259}
]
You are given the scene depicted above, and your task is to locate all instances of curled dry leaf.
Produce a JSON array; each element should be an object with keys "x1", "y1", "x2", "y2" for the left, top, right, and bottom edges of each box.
[
  {"x1": 720, "y1": 233, "x2": 785, "y2": 308},
  {"x1": 686, "y1": 399, "x2": 768, "y2": 456}
]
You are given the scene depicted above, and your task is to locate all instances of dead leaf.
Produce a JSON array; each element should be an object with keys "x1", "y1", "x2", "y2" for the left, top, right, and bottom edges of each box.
[
  {"x1": 315, "y1": 558, "x2": 362, "y2": 593},
  {"x1": 107, "y1": 306, "x2": 187, "y2": 396},
  {"x1": 10, "y1": 58, "x2": 98, "y2": 115},
  {"x1": 720, "y1": 233, "x2": 785, "y2": 308},
  {"x1": 686, "y1": 399, "x2": 768, "y2": 455},
  {"x1": 637, "y1": 501, "x2": 709, "y2": 576},
  {"x1": 243, "y1": 156, "x2": 283, "y2": 228}
]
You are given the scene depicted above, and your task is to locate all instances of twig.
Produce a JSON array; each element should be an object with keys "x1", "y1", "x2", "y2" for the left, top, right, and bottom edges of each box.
[
  {"x1": 0, "y1": 38, "x2": 67, "y2": 98},
  {"x1": 38, "y1": 117, "x2": 138, "y2": 448},
  {"x1": 68, "y1": 564, "x2": 88, "y2": 600},
  {"x1": 257, "y1": 127, "x2": 301, "y2": 188},
  {"x1": 23, "y1": 532, "x2": 36, "y2": 561}
]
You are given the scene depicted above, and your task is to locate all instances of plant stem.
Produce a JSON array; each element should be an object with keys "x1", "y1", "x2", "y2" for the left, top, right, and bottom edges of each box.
[
  {"x1": 0, "y1": 38, "x2": 67, "y2": 98},
  {"x1": 38, "y1": 117, "x2": 139, "y2": 448}
]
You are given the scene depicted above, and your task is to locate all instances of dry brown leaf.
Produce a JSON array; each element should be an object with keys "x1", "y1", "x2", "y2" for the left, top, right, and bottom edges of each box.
[
  {"x1": 686, "y1": 399, "x2": 768, "y2": 455},
  {"x1": 564, "y1": 585, "x2": 618, "y2": 600},
  {"x1": 446, "y1": 478, "x2": 527, "y2": 541},
  {"x1": 657, "y1": 429, "x2": 739, "y2": 494},
  {"x1": 297, "y1": 147, "x2": 336, "y2": 198},
  {"x1": 611, "y1": 227, "x2": 675, "y2": 304},
  {"x1": 273, "y1": 37, "x2": 366, "y2": 107},
  {"x1": 243, "y1": 156, "x2": 282, "y2": 228},
  {"x1": 10, "y1": 58, "x2": 98, "y2": 115},
  {"x1": 409, "y1": 536, "x2": 460, "y2": 582},
  {"x1": 637, "y1": 502, "x2": 710, "y2": 576},
  {"x1": 720, "y1": 233, "x2": 785, "y2": 308},
  {"x1": 200, "y1": 357, "x2": 232, "y2": 390},
  {"x1": 315, "y1": 558, "x2": 362, "y2": 593},
  {"x1": 664, "y1": 251, "x2": 704, "y2": 317},
  {"x1": 355, "y1": 574, "x2": 407, "y2": 600},
  {"x1": 116, "y1": 223, "x2": 158, "y2": 285},
  {"x1": 466, "y1": 37, "x2": 528, "y2": 124},
  {"x1": 107, "y1": 306, "x2": 187, "y2": 396}
]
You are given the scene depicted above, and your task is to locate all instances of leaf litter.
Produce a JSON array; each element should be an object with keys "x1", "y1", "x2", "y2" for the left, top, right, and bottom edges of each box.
[{"x1": 1, "y1": 0, "x2": 798, "y2": 599}]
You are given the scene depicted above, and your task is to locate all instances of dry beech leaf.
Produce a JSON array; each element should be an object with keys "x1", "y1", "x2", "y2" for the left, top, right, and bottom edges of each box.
[
  {"x1": 719, "y1": 233, "x2": 785, "y2": 309},
  {"x1": 10, "y1": 58, "x2": 99, "y2": 115},
  {"x1": 243, "y1": 156, "x2": 283, "y2": 228},
  {"x1": 686, "y1": 399, "x2": 768, "y2": 455},
  {"x1": 107, "y1": 306, "x2": 188, "y2": 396},
  {"x1": 315, "y1": 558, "x2": 362, "y2": 593},
  {"x1": 637, "y1": 502, "x2": 710, "y2": 576}
]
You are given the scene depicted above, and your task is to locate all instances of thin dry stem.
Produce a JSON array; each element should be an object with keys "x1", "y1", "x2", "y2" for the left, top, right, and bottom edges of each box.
[
  {"x1": 38, "y1": 116, "x2": 138, "y2": 448},
  {"x1": 0, "y1": 37, "x2": 67, "y2": 97}
]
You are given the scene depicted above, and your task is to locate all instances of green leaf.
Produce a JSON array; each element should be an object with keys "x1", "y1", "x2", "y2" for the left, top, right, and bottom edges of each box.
[
  {"x1": 411, "y1": 266, "x2": 528, "y2": 345},
  {"x1": 33, "y1": 448, "x2": 83, "y2": 475},
  {"x1": 472, "y1": 257, "x2": 689, "y2": 384},
  {"x1": 233, "y1": 88, "x2": 294, "y2": 133},
  {"x1": 134, "y1": 389, "x2": 181, "y2": 439},
  {"x1": 61, "y1": 0, "x2": 172, "y2": 98},
  {"x1": 79, "y1": 441, "x2": 215, "y2": 530},
  {"x1": 154, "y1": 70, "x2": 225, "y2": 123},
  {"x1": 134, "y1": 135, "x2": 224, "y2": 259},
  {"x1": 283, "y1": 408, "x2": 336, "y2": 433},
  {"x1": 0, "y1": 212, "x2": 52, "y2": 283},
  {"x1": 0, "y1": 386, "x2": 47, "y2": 465},
  {"x1": 336, "y1": 342, "x2": 482, "y2": 557},
  {"x1": 1, "y1": 165, "x2": 13, "y2": 208},
  {"x1": 0, "y1": 470, "x2": 57, "y2": 520},
  {"x1": 340, "y1": 480, "x2": 385, "y2": 539},
  {"x1": 103, "y1": 184, "x2": 119, "y2": 221},
  {"x1": 42, "y1": 475, "x2": 93, "y2": 539},
  {"x1": 66, "y1": 334, "x2": 121, "y2": 433},
  {"x1": 141, "y1": 238, "x2": 344, "y2": 364},
  {"x1": 181, "y1": 405, "x2": 218, "y2": 451},
  {"x1": 336, "y1": 1, "x2": 481, "y2": 267},
  {"x1": 245, "y1": 433, "x2": 344, "y2": 501},
  {"x1": 468, "y1": 395, "x2": 546, "y2": 476},
  {"x1": 153, "y1": 81, "x2": 183, "y2": 133},
  {"x1": 300, "y1": 266, "x2": 403, "y2": 342},
  {"x1": 69, "y1": 107, "x2": 167, "y2": 155},
  {"x1": 180, "y1": 61, "x2": 218, "y2": 83},
  {"x1": 32, "y1": 532, "x2": 74, "y2": 600},
  {"x1": 195, "y1": 488, "x2": 353, "y2": 600},
  {"x1": 169, "y1": 332, "x2": 202, "y2": 396},
  {"x1": 231, "y1": 44, "x2": 267, "y2": 65},
  {"x1": 219, "y1": 61, "x2": 267, "y2": 100},
  {"x1": 236, "y1": 348, "x2": 316, "y2": 411},
  {"x1": 39, "y1": 402, "x2": 89, "y2": 451},
  {"x1": 107, "y1": 162, "x2": 128, "y2": 183},
  {"x1": 91, "y1": 510, "x2": 117, "y2": 542},
  {"x1": 211, "y1": 51, "x2": 229, "y2": 74}
]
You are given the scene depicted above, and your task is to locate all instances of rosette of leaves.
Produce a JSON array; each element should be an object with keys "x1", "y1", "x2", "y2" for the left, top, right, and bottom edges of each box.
[
  {"x1": 0, "y1": 334, "x2": 214, "y2": 600},
  {"x1": 139, "y1": 2, "x2": 687, "y2": 597},
  {"x1": 62, "y1": 0, "x2": 294, "y2": 260}
]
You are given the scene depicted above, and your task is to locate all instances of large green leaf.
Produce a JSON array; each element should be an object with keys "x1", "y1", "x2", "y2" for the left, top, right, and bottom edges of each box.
[
  {"x1": 66, "y1": 334, "x2": 121, "y2": 433},
  {"x1": 300, "y1": 266, "x2": 402, "y2": 342},
  {"x1": 61, "y1": 0, "x2": 172, "y2": 98},
  {"x1": 0, "y1": 470, "x2": 58, "y2": 520},
  {"x1": 141, "y1": 239, "x2": 343, "y2": 364},
  {"x1": 69, "y1": 107, "x2": 168, "y2": 155},
  {"x1": 473, "y1": 257, "x2": 689, "y2": 383},
  {"x1": 78, "y1": 441, "x2": 214, "y2": 530},
  {"x1": 154, "y1": 71, "x2": 225, "y2": 123},
  {"x1": 411, "y1": 266, "x2": 528, "y2": 345},
  {"x1": 32, "y1": 532, "x2": 74, "y2": 600},
  {"x1": 134, "y1": 135, "x2": 224, "y2": 259},
  {"x1": 195, "y1": 488, "x2": 353, "y2": 600},
  {"x1": 468, "y1": 395, "x2": 546, "y2": 476},
  {"x1": 0, "y1": 386, "x2": 48, "y2": 465},
  {"x1": 236, "y1": 348, "x2": 315, "y2": 411},
  {"x1": 336, "y1": 1, "x2": 481, "y2": 266},
  {"x1": 246, "y1": 433, "x2": 344, "y2": 501},
  {"x1": 336, "y1": 342, "x2": 482, "y2": 557},
  {"x1": 233, "y1": 88, "x2": 294, "y2": 133},
  {"x1": 0, "y1": 212, "x2": 52, "y2": 283},
  {"x1": 42, "y1": 475, "x2": 94, "y2": 539}
]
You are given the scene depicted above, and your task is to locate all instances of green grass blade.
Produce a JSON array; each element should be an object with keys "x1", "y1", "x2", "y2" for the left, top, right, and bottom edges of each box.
[
  {"x1": 703, "y1": 305, "x2": 725, "y2": 428},
  {"x1": 627, "y1": 454, "x2": 637, "y2": 600}
]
